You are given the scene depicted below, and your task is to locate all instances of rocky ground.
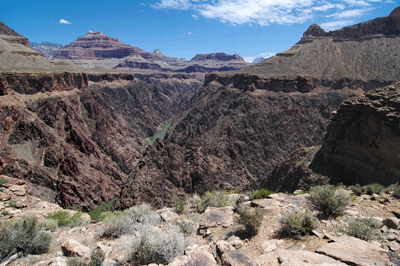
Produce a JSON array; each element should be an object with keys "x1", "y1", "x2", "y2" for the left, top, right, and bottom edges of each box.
[{"x1": 2, "y1": 175, "x2": 400, "y2": 266}]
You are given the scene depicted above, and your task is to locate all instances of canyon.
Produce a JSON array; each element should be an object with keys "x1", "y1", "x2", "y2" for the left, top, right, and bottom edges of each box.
[{"x1": 0, "y1": 7, "x2": 400, "y2": 211}]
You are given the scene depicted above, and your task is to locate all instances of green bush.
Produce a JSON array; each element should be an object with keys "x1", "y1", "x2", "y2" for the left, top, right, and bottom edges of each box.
[
  {"x1": 46, "y1": 210, "x2": 87, "y2": 227},
  {"x1": 307, "y1": 184, "x2": 350, "y2": 218},
  {"x1": 343, "y1": 216, "x2": 380, "y2": 241},
  {"x1": 252, "y1": 188, "x2": 274, "y2": 199},
  {"x1": 173, "y1": 199, "x2": 186, "y2": 214},
  {"x1": 98, "y1": 210, "x2": 122, "y2": 222},
  {"x1": 8, "y1": 200, "x2": 17, "y2": 208},
  {"x1": 236, "y1": 206, "x2": 264, "y2": 237},
  {"x1": 191, "y1": 191, "x2": 236, "y2": 213},
  {"x1": 89, "y1": 249, "x2": 105, "y2": 266},
  {"x1": 0, "y1": 178, "x2": 8, "y2": 187},
  {"x1": 365, "y1": 183, "x2": 385, "y2": 195},
  {"x1": 67, "y1": 257, "x2": 87, "y2": 266},
  {"x1": 0, "y1": 217, "x2": 52, "y2": 259},
  {"x1": 349, "y1": 184, "x2": 365, "y2": 196},
  {"x1": 279, "y1": 209, "x2": 318, "y2": 238},
  {"x1": 175, "y1": 218, "x2": 196, "y2": 236}
]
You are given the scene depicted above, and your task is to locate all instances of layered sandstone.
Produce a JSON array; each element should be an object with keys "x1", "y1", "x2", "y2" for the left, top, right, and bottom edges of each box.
[
  {"x1": 240, "y1": 7, "x2": 400, "y2": 88},
  {"x1": 54, "y1": 31, "x2": 160, "y2": 60}
]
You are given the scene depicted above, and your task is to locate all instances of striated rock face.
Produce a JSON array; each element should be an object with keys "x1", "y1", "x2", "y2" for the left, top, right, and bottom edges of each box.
[
  {"x1": 240, "y1": 7, "x2": 400, "y2": 89},
  {"x1": 190, "y1": 53, "x2": 246, "y2": 62},
  {"x1": 0, "y1": 71, "x2": 201, "y2": 210},
  {"x1": 269, "y1": 82, "x2": 400, "y2": 192},
  {"x1": 30, "y1": 42, "x2": 64, "y2": 59},
  {"x1": 54, "y1": 31, "x2": 160, "y2": 60},
  {"x1": 117, "y1": 72, "x2": 359, "y2": 208},
  {"x1": 320, "y1": 82, "x2": 400, "y2": 186}
]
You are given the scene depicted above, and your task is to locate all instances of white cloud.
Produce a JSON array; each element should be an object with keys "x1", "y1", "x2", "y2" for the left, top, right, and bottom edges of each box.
[
  {"x1": 328, "y1": 8, "x2": 372, "y2": 18},
  {"x1": 59, "y1": 19, "x2": 72, "y2": 25},
  {"x1": 152, "y1": 0, "x2": 191, "y2": 10},
  {"x1": 320, "y1": 20, "x2": 354, "y2": 31},
  {"x1": 243, "y1": 52, "x2": 277, "y2": 63},
  {"x1": 152, "y1": 0, "x2": 385, "y2": 26},
  {"x1": 188, "y1": 31, "x2": 192, "y2": 34}
]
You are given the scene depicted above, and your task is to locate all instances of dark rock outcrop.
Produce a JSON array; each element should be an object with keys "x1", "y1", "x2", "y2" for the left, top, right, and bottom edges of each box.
[
  {"x1": 320, "y1": 82, "x2": 400, "y2": 186},
  {"x1": 268, "y1": 82, "x2": 400, "y2": 192},
  {"x1": 190, "y1": 53, "x2": 245, "y2": 62},
  {"x1": 0, "y1": 71, "x2": 202, "y2": 210},
  {"x1": 117, "y1": 73, "x2": 359, "y2": 208}
]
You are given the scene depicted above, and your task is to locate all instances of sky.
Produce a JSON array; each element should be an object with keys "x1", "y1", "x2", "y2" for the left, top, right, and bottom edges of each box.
[{"x1": 3, "y1": 0, "x2": 399, "y2": 62}]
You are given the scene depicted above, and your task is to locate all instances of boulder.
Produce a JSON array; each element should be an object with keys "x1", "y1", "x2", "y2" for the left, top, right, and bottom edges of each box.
[
  {"x1": 262, "y1": 239, "x2": 284, "y2": 253},
  {"x1": 221, "y1": 251, "x2": 259, "y2": 266},
  {"x1": 61, "y1": 239, "x2": 91, "y2": 258},
  {"x1": 184, "y1": 245, "x2": 217, "y2": 266},
  {"x1": 199, "y1": 207, "x2": 234, "y2": 228},
  {"x1": 216, "y1": 241, "x2": 235, "y2": 257},
  {"x1": 316, "y1": 236, "x2": 392, "y2": 266},
  {"x1": 383, "y1": 217, "x2": 400, "y2": 230},
  {"x1": 276, "y1": 249, "x2": 346, "y2": 266}
]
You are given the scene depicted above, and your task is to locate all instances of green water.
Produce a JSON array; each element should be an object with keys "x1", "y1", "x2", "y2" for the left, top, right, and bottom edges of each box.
[
  {"x1": 88, "y1": 197, "x2": 118, "y2": 221},
  {"x1": 145, "y1": 121, "x2": 171, "y2": 145}
]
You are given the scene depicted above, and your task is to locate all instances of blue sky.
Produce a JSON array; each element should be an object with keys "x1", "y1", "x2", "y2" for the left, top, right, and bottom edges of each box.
[{"x1": 3, "y1": 0, "x2": 398, "y2": 62}]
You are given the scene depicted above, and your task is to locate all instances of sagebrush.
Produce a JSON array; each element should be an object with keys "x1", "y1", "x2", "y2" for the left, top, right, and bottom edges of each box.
[
  {"x1": 236, "y1": 206, "x2": 264, "y2": 237},
  {"x1": 343, "y1": 216, "x2": 380, "y2": 241},
  {"x1": 307, "y1": 184, "x2": 350, "y2": 217},
  {"x1": 0, "y1": 217, "x2": 52, "y2": 259},
  {"x1": 279, "y1": 209, "x2": 317, "y2": 238}
]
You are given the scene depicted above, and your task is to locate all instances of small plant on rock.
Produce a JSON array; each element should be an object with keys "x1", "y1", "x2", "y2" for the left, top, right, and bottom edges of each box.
[
  {"x1": 89, "y1": 249, "x2": 105, "y2": 266},
  {"x1": 236, "y1": 205, "x2": 264, "y2": 237},
  {"x1": 343, "y1": 216, "x2": 380, "y2": 241},
  {"x1": 279, "y1": 209, "x2": 318, "y2": 238},
  {"x1": 365, "y1": 183, "x2": 385, "y2": 195},
  {"x1": 46, "y1": 210, "x2": 87, "y2": 227},
  {"x1": 349, "y1": 184, "x2": 365, "y2": 196},
  {"x1": 307, "y1": 184, "x2": 350, "y2": 218},
  {"x1": 252, "y1": 188, "x2": 274, "y2": 199},
  {"x1": 173, "y1": 199, "x2": 186, "y2": 214},
  {"x1": 0, "y1": 178, "x2": 8, "y2": 187},
  {"x1": 175, "y1": 218, "x2": 195, "y2": 236}
]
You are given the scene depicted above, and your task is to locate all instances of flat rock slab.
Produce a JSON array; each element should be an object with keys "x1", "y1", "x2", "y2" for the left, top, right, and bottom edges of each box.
[
  {"x1": 316, "y1": 236, "x2": 392, "y2": 266},
  {"x1": 251, "y1": 199, "x2": 282, "y2": 211},
  {"x1": 277, "y1": 249, "x2": 347, "y2": 266},
  {"x1": 199, "y1": 206, "x2": 234, "y2": 228},
  {"x1": 221, "y1": 250, "x2": 259, "y2": 266}
]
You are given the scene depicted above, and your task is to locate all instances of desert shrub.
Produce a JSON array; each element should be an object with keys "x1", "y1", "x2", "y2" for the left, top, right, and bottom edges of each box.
[
  {"x1": 67, "y1": 257, "x2": 87, "y2": 266},
  {"x1": 343, "y1": 216, "x2": 380, "y2": 241},
  {"x1": 98, "y1": 210, "x2": 122, "y2": 222},
  {"x1": 393, "y1": 187, "x2": 400, "y2": 199},
  {"x1": 46, "y1": 210, "x2": 87, "y2": 227},
  {"x1": 307, "y1": 184, "x2": 350, "y2": 218},
  {"x1": 365, "y1": 183, "x2": 385, "y2": 195},
  {"x1": 89, "y1": 249, "x2": 105, "y2": 266},
  {"x1": 40, "y1": 219, "x2": 58, "y2": 232},
  {"x1": 8, "y1": 200, "x2": 17, "y2": 208},
  {"x1": 0, "y1": 178, "x2": 8, "y2": 187},
  {"x1": 279, "y1": 209, "x2": 317, "y2": 238},
  {"x1": 236, "y1": 206, "x2": 264, "y2": 237},
  {"x1": 173, "y1": 199, "x2": 186, "y2": 214},
  {"x1": 128, "y1": 226, "x2": 191, "y2": 265},
  {"x1": 0, "y1": 217, "x2": 52, "y2": 259},
  {"x1": 195, "y1": 191, "x2": 236, "y2": 213},
  {"x1": 349, "y1": 184, "x2": 365, "y2": 196},
  {"x1": 175, "y1": 218, "x2": 196, "y2": 236},
  {"x1": 101, "y1": 204, "x2": 161, "y2": 239},
  {"x1": 252, "y1": 188, "x2": 274, "y2": 199}
]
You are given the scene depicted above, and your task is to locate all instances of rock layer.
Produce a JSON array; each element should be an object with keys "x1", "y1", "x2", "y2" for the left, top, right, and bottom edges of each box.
[
  {"x1": 321, "y1": 82, "x2": 400, "y2": 186},
  {"x1": 0, "y1": 71, "x2": 201, "y2": 210}
]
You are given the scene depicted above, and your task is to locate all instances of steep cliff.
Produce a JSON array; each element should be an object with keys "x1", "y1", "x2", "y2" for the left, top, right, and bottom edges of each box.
[
  {"x1": 116, "y1": 73, "x2": 360, "y2": 208},
  {"x1": 0, "y1": 71, "x2": 202, "y2": 210},
  {"x1": 267, "y1": 82, "x2": 400, "y2": 192}
]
